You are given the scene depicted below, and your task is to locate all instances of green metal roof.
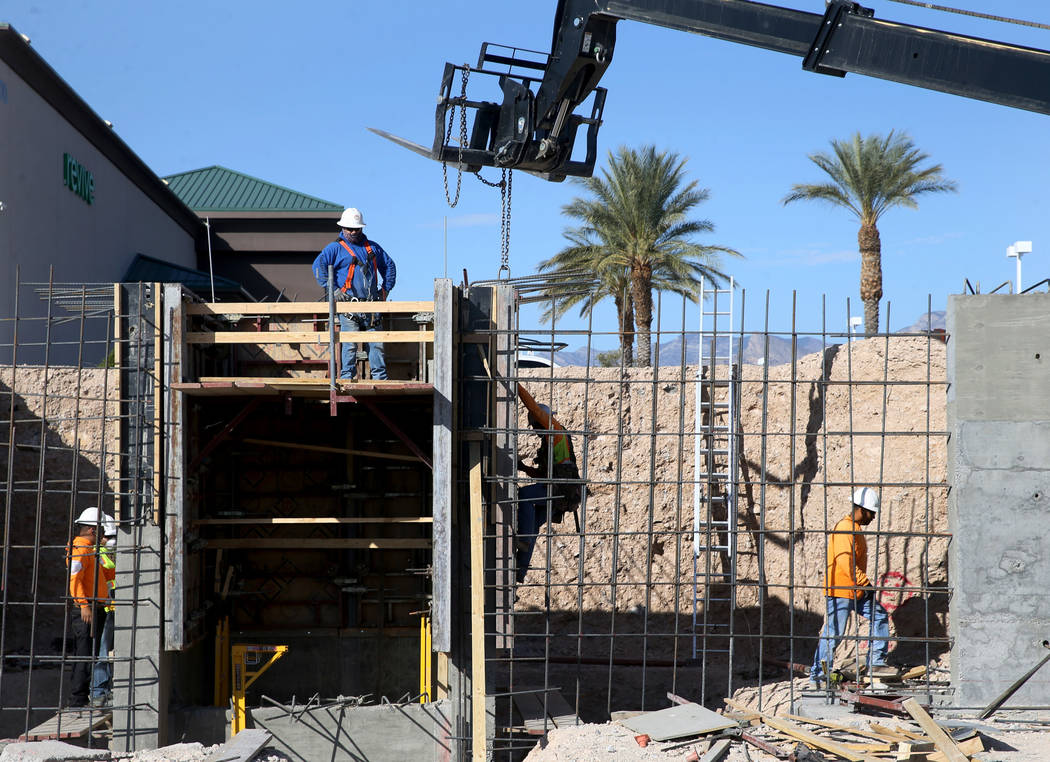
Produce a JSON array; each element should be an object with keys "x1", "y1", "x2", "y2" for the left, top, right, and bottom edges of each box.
[
  {"x1": 123, "y1": 253, "x2": 247, "y2": 298},
  {"x1": 163, "y1": 166, "x2": 342, "y2": 213}
]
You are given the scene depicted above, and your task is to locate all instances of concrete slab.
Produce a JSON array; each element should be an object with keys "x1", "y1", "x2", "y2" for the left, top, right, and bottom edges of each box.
[
  {"x1": 619, "y1": 703, "x2": 736, "y2": 742},
  {"x1": 0, "y1": 740, "x2": 109, "y2": 761}
]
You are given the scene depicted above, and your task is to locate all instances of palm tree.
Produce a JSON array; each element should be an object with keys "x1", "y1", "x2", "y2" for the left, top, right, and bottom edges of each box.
[
  {"x1": 540, "y1": 145, "x2": 739, "y2": 366},
  {"x1": 783, "y1": 131, "x2": 957, "y2": 336}
]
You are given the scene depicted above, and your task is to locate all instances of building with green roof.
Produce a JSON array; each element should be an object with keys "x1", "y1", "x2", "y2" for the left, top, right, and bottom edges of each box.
[{"x1": 164, "y1": 165, "x2": 343, "y2": 301}]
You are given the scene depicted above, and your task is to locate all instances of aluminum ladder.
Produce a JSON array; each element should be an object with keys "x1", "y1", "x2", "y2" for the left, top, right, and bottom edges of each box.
[{"x1": 692, "y1": 277, "x2": 740, "y2": 702}]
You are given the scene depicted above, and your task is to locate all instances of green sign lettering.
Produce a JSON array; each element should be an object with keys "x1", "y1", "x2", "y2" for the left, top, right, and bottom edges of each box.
[{"x1": 63, "y1": 153, "x2": 94, "y2": 205}]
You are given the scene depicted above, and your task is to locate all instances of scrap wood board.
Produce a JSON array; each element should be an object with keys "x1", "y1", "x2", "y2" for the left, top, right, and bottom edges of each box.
[
  {"x1": 20, "y1": 709, "x2": 111, "y2": 741},
  {"x1": 619, "y1": 703, "x2": 737, "y2": 742},
  {"x1": 513, "y1": 689, "x2": 581, "y2": 735}
]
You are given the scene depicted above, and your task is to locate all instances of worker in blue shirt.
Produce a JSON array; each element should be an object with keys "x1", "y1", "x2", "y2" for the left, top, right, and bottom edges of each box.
[{"x1": 312, "y1": 208, "x2": 397, "y2": 380}]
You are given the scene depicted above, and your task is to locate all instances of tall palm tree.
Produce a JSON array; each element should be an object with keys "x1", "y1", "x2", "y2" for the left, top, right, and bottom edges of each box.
[
  {"x1": 783, "y1": 131, "x2": 957, "y2": 336},
  {"x1": 540, "y1": 145, "x2": 739, "y2": 366}
]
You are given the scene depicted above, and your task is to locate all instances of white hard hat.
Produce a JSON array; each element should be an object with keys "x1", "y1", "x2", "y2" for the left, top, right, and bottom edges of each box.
[
  {"x1": 75, "y1": 507, "x2": 101, "y2": 526},
  {"x1": 103, "y1": 514, "x2": 117, "y2": 537},
  {"x1": 337, "y1": 207, "x2": 366, "y2": 228},
  {"x1": 852, "y1": 487, "x2": 880, "y2": 513}
]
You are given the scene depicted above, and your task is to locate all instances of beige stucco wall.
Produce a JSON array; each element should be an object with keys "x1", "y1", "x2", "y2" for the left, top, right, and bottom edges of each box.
[{"x1": 0, "y1": 58, "x2": 196, "y2": 329}]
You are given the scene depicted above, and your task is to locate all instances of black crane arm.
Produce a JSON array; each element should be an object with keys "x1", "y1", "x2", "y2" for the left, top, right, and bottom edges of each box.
[{"x1": 372, "y1": 0, "x2": 1050, "y2": 181}]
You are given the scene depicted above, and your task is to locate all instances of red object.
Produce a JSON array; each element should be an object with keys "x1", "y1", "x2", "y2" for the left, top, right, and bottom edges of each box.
[{"x1": 635, "y1": 734, "x2": 650, "y2": 747}]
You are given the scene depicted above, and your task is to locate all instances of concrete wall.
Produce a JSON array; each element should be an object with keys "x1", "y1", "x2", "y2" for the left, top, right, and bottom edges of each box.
[
  {"x1": 249, "y1": 698, "x2": 492, "y2": 762},
  {"x1": 947, "y1": 294, "x2": 1050, "y2": 708}
]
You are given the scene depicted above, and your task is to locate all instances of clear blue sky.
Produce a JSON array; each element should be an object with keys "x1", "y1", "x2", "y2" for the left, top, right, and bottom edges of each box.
[{"x1": 6, "y1": 1, "x2": 1049, "y2": 344}]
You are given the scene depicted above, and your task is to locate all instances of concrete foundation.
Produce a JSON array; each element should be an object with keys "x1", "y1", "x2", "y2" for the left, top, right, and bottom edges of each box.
[
  {"x1": 947, "y1": 294, "x2": 1050, "y2": 709},
  {"x1": 249, "y1": 699, "x2": 472, "y2": 761}
]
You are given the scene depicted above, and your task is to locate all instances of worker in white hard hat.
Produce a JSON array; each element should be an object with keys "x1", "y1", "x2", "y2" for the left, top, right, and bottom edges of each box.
[
  {"x1": 93, "y1": 515, "x2": 118, "y2": 705},
  {"x1": 311, "y1": 207, "x2": 397, "y2": 381},
  {"x1": 810, "y1": 486, "x2": 892, "y2": 688},
  {"x1": 515, "y1": 384, "x2": 582, "y2": 583},
  {"x1": 66, "y1": 507, "x2": 112, "y2": 707}
]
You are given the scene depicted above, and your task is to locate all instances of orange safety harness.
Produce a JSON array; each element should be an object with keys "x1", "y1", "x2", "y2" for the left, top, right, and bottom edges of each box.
[{"x1": 338, "y1": 239, "x2": 378, "y2": 295}]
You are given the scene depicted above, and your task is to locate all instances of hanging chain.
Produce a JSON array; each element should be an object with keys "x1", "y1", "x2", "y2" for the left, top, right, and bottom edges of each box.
[
  {"x1": 441, "y1": 64, "x2": 471, "y2": 208},
  {"x1": 439, "y1": 63, "x2": 513, "y2": 276},
  {"x1": 498, "y1": 169, "x2": 512, "y2": 278}
]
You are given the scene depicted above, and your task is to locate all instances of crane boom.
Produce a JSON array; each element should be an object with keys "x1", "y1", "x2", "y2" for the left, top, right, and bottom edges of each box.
[{"x1": 374, "y1": 0, "x2": 1050, "y2": 181}]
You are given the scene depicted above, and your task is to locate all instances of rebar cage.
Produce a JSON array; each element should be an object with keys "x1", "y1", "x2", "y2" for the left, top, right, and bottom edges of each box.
[
  {"x1": 0, "y1": 276, "x2": 161, "y2": 748},
  {"x1": 472, "y1": 282, "x2": 950, "y2": 758}
]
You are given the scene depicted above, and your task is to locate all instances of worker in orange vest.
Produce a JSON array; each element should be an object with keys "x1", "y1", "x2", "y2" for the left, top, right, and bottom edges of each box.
[
  {"x1": 515, "y1": 384, "x2": 582, "y2": 583},
  {"x1": 66, "y1": 507, "x2": 112, "y2": 708},
  {"x1": 810, "y1": 487, "x2": 892, "y2": 688},
  {"x1": 311, "y1": 207, "x2": 397, "y2": 381}
]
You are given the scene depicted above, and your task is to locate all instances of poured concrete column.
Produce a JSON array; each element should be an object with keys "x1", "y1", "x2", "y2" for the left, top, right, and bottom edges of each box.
[{"x1": 947, "y1": 294, "x2": 1050, "y2": 708}]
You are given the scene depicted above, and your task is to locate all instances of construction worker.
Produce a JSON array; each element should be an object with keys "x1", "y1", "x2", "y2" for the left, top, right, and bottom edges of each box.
[
  {"x1": 93, "y1": 515, "x2": 118, "y2": 705},
  {"x1": 312, "y1": 207, "x2": 397, "y2": 381},
  {"x1": 515, "y1": 384, "x2": 582, "y2": 582},
  {"x1": 66, "y1": 507, "x2": 111, "y2": 708},
  {"x1": 810, "y1": 487, "x2": 892, "y2": 688}
]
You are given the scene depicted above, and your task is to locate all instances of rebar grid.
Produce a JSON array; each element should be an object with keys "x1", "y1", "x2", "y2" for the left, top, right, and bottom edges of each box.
[
  {"x1": 0, "y1": 274, "x2": 159, "y2": 745},
  {"x1": 476, "y1": 287, "x2": 950, "y2": 757}
]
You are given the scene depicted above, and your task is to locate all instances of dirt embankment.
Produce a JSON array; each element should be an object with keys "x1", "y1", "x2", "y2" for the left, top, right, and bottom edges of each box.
[{"x1": 515, "y1": 336, "x2": 948, "y2": 663}]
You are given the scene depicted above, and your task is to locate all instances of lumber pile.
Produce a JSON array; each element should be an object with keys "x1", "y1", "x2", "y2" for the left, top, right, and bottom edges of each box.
[{"x1": 613, "y1": 694, "x2": 987, "y2": 761}]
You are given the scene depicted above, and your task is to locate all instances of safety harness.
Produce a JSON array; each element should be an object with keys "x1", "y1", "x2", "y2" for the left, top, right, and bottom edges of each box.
[{"x1": 338, "y1": 239, "x2": 378, "y2": 296}]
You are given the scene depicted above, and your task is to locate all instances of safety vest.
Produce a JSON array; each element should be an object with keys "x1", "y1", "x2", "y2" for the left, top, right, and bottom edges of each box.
[
  {"x1": 338, "y1": 240, "x2": 379, "y2": 295},
  {"x1": 100, "y1": 544, "x2": 116, "y2": 612}
]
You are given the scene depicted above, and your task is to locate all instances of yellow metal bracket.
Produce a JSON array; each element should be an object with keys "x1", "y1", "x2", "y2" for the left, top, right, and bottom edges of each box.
[
  {"x1": 419, "y1": 615, "x2": 432, "y2": 703},
  {"x1": 231, "y1": 644, "x2": 288, "y2": 736}
]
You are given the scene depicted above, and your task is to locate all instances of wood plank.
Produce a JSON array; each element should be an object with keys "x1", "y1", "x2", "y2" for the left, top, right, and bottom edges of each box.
[
  {"x1": 186, "y1": 300, "x2": 434, "y2": 315},
  {"x1": 241, "y1": 437, "x2": 420, "y2": 462},
  {"x1": 870, "y1": 722, "x2": 925, "y2": 742},
  {"x1": 544, "y1": 690, "x2": 582, "y2": 728},
  {"x1": 187, "y1": 330, "x2": 433, "y2": 345},
  {"x1": 900, "y1": 699, "x2": 968, "y2": 762},
  {"x1": 901, "y1": 666, "x2": 928, "y2": 681},
  {"x1": 513, "y1": 692, "x2": 549, "y2": 736},
  {"x1": 201, "y1": 538, "x2": 431, "y2": 549},
  {"x1": 20, "y1": 709, "x2": 111, "y2": 741},
  {"x1": 782, "y1": 712, "x2": 908, "y2": 744},
  {"x1": 928, "y1": 735, "x2": 983, "y2": 762},
  {"x1": 196, "y1": 517, "x2": 432, "y2": 525},
  {"x1": 469, "y1": 442, "x2": 486, "y2": 761},
  {"x1": 761, "y1": 716, "x2": 876, "y2": 762},
  {"x1": 700, "y1": 739, "x2": 732, "y2": 762}
]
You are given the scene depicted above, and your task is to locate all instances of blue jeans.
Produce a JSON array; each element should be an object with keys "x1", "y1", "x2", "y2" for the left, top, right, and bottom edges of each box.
[
  {"x1": 90, "y1": 609, "x2": 113, "y2": 699},
  {"x1": 515, "y1": 484, "x2": 551, "y2": 582},
  {"x1": 811, "y1": 592, "x2": 889, "y2": 681},
  {"x1": 338, "y1": 314, "x2": 386, "y2": 380}
]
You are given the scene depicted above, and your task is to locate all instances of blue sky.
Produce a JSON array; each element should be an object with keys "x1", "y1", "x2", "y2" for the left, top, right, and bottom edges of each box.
[{"x1": 6, "y1": 1, "x2": 1049, "y2": 344}]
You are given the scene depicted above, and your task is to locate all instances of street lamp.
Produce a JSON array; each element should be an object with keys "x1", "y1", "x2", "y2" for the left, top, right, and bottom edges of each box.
[
  {"x1": 1006, "y1": 240, "x2": 1033, "y2": 293},
  {"x1": 849, "y1": 316, "x2": 862, "y2": 341}
]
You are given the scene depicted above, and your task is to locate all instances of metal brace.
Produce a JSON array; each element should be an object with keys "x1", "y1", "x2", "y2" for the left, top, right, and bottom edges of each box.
[{"x1": 803, "y1": 0, "x2": 874, "y2": 77}]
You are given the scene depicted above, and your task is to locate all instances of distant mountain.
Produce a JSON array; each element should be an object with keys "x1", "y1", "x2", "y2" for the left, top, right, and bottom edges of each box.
[
  {"x1": 896, "y1": 310, "x2": 946, "y2": 334},
  {"x1": 551, "y1": 309, "x2": 945, "y2": 367}
]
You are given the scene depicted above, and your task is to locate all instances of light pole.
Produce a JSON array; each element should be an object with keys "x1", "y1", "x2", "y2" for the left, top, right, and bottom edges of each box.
[
  {"x1": 849, "y1": 316, "x2": 862, "y2": 342},
  {"x1": 1006, "y1": 240, "x2": 1033, "y2": 293}
]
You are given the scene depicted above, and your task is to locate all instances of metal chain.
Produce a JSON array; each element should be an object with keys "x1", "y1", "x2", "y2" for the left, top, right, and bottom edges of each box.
[
  {"x1": 438, "y1": 62, "x2": 513, "y2": 275},
  {"x1": 884, "y1": 0, "x2": 1050, "y2": 30},
  {"x1": 441, "y1": 64, "x2": 471, "y2": 208},
  {"x1": 499, "y1": 169, "x2": 512, "y2": 278}
]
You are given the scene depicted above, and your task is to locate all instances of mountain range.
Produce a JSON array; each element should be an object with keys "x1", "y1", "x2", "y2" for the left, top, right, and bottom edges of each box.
[{"x1": 551, "y1": 310, "x2": 946, "y2": 367}]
